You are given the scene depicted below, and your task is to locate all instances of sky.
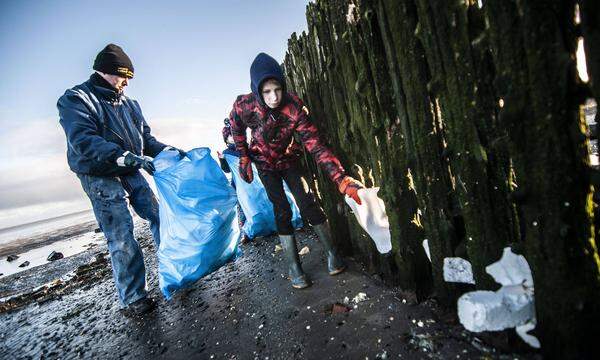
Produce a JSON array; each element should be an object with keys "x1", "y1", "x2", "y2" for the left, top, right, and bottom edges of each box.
[{"x1": 0, "y1": 0, "x2": 310, "y2": 229}]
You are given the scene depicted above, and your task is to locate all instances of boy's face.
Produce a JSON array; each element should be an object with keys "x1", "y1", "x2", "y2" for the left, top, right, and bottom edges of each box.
[{"x1": 261, "y1": 79, "x2": 283, "y2": 109}]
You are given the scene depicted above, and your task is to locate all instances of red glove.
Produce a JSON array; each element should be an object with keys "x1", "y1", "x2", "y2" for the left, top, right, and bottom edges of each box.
[
  {"x1": 338, "y1": 176, "x2": 364, "y2": 205},
  {"x1": 239, "y1": 156, "x2": 253, "y2": 183}
]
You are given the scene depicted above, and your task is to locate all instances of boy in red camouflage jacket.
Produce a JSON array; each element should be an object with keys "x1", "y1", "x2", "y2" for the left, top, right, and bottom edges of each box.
[{"x1": 228, "y1": 52, "x2": 363, "y2": 289}]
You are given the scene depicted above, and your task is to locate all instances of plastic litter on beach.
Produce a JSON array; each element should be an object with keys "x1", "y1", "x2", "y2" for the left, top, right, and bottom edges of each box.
[
  {"x1": 352, "y1": 292, "x2": 368, "y2": 304},
  {"x1": 457, "y1": 247, "x2": 539, "y2": 348},
  {"x1": 344, "y1": 187, "x2": 392, "y2": 254},
  {"x1": 422, "y1": 240, "x2": 431, "y2": 262},
  {"x1": 443, "y1": 257, "x2": 475, "y2": 284},
  {"x1": 298, "y1": 246, "x2": 310, "y2": 256}
]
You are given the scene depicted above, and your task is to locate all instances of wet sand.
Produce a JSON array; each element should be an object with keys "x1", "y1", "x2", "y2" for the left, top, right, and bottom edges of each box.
[{"x1": 0, "y1": 224, "x2": 540, "y2": 359}]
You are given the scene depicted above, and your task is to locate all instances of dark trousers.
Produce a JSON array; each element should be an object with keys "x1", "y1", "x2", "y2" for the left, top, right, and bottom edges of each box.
[{"x1": 258, "y1": 164, "x2": 327, "y2": 235}]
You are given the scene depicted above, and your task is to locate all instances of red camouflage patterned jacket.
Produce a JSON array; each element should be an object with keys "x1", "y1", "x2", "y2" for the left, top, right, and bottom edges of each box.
[{"x1": 229, "y1": 92, "x2": 346, "y2": 186}]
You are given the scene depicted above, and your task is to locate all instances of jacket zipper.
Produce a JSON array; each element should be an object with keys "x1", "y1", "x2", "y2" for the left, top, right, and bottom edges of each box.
[{"x1": 112, "y1": 102, "x2": 138, "y2": 154}]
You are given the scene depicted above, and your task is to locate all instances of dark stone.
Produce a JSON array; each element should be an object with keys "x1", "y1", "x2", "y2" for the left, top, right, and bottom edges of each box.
[
  {"x1": 94, "y1": 228, "x2": 103, "y2": 233},
  {"x1": 47, "y1": 251, "x2": 64, "y2": 262},
  {"x1": 7, "y1": 254, "x2": 19, "y2": 262},
  {"x1": 19, "y1": 261, "x2": 30, "y2": 268}
]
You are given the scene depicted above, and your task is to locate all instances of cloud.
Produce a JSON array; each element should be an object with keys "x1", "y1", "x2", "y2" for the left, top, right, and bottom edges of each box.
[{"x1": 0, "y1": 115, "x2": 223, "y2": 228}]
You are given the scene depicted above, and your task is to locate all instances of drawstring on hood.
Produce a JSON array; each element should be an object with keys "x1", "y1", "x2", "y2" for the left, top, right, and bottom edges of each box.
[{"x1": 250, "y1": 53, "x2": 286, "y2": 107}]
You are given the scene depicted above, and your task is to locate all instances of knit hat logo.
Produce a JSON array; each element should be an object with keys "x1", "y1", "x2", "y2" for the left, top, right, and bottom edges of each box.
[
  {"x1": 117, "y1": 67, "x2": 134, "y2": 78},
  {"x1": 93, "y1": 44, "x2": 134, "y2": 78}
]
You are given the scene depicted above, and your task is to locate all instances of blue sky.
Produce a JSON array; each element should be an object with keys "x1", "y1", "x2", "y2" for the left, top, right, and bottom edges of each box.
[{"x1": 0, "y1": 0, "x2": 309, "y2": 228}]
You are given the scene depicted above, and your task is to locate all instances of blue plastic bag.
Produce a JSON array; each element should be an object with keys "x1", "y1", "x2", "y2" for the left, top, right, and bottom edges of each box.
[
  {"x1": 153, "y1": 147, "x2": 241, "y2": 300},
  {"x1": 224, "y1": 154, "x2": 302, "y2": 239}
]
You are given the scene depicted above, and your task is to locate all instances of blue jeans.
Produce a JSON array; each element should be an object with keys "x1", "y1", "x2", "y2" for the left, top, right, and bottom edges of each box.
[{"x1": 78, "y1": 171, "x2": 160, "y2": 306}]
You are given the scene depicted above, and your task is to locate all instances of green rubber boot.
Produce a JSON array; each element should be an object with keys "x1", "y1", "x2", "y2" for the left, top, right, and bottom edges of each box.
[
  {"x1": 312, "y1": 222, "x2": 346, "y2": 275},
  {"x1": 279, "y1": 234, "x2": 311, "y2": 289}
]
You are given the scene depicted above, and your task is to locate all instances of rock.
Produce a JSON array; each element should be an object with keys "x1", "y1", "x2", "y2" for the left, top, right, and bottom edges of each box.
[
  {"x1": 6, "y1": 254, "x2": 19, "y2": 262},
  {"x1": 274, "y1": 244, "x2": 282, "y2": 252},
  {"x1": 375, "y1": 350, "x2": 388, "y2": 359},
  {"x1": 94, "y1": 227, "x2": 102, "y2": 233},
  {"x1": 19, "y1": 261, "x2": 30, "y2": 268},
  {"x1": 47, "y1": 251, "x2": 64, "y2": 261},
  {"x1": 406, "y1": 331, "x2": 436, "y2": 352}
]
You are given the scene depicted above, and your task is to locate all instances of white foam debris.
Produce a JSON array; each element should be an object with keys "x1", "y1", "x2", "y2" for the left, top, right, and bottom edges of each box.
[
  {"x1": 457, "y1": 247, "x2": 539, "y2": 348},
  {"x1": 516, "y1": 320, "x2": 541, "y2": 349},
  {"x1": 443, "y1": 257, "x2": 475, "y2": 284},
  {"x1": 352, "y1": 292, "x2": 368, "y2": 303}
]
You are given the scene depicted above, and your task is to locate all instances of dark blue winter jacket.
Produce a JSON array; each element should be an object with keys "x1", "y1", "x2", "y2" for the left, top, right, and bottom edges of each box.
[{"x1": 57, "y1": 74, "x2": 166, "y2": 176}]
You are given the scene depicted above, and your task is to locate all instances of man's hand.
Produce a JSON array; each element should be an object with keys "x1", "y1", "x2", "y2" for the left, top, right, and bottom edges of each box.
[
  {"x1": 239, "y1": 156, "x2": 253, "y2": 183},
  {"x1": 338, "y1": 176, "x2": 364, "y2": 205},
  {"x1": 117, "y1": 152, "x2": 156, "y2": 175},
  {"x1": 164, "y1": 146, "x2": 187, "y2": 158}
]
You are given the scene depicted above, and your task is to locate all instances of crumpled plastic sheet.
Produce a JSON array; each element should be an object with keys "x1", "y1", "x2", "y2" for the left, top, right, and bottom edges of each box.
[
  {"x1": 344, "y1": 187, "x2": 392, "y2": 254},
  {"x1": 457, "y1": 247, "x2": 540, "y2": 348}
]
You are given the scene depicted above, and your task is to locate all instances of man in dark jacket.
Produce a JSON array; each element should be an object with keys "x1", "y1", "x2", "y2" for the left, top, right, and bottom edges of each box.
[
  {"x1": 57, "y1": 44, "x2": 184, "y2": 314},
  {"x1": 229, "y1": 52, "x2": 364, "y2": 289}
]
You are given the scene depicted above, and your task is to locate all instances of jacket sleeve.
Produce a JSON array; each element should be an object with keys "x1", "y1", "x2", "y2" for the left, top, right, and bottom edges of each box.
[
  {"x1": 295, "y1": 102, "x2": 346, "y2": 186},
  {"x1": 229, "y1": 102, "x2": 250, "y2": 158},
  {"x1": 132, "y1": 100, "x2": 167, "y2": 157},
  {"x1": 57, "y1": 90, "x2": 124, "y2": 163}
]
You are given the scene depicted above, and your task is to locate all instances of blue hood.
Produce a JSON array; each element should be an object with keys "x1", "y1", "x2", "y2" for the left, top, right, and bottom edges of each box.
[{"x1": 250, "y1": 53, "x2": 286, "y2": 105}]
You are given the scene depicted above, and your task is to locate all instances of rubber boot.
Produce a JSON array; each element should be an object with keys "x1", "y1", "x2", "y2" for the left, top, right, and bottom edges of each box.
[
  {"x1": 312, "y1": 222, "x2": 346, "y2": 275},
  {"x1": 279, "y1": 234, "x2": 311, "y2": 289}
]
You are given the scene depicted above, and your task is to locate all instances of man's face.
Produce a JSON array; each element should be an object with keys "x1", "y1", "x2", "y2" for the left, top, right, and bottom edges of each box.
[
  {"x1": 100, "y1": 72, "x2": 129, "y2": 93},
  {"x1": 261, "y1": 79, "x2": 283, "y2": 109}
]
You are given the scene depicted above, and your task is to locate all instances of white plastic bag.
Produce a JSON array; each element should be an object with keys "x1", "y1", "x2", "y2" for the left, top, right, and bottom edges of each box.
[{"x1": 344, "y1": 187, "x2": 392, "y2": 254}]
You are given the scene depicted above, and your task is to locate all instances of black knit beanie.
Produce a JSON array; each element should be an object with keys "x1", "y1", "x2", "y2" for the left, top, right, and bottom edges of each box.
[{"x1": 93, "y1": 44, "x2": 134, "y2": 78}]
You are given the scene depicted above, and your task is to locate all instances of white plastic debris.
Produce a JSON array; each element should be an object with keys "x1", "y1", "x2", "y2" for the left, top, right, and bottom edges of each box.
[
  {"x1": 457, "y1": 247, "x2": 539, "y2": 348},
  {"x1": 486, "y1": 247, "x2": 533, "y2": 288},
  {"x1": 344, "y1": 188, "x2": 392, "y2": 254},
  {"x1": 352, "y1": 292, "x2": 368, "y2": 303},
  {"x1": 422, "y1": 239, "x2": 431, "y2": 262},
  {"x1": 516, "y1": 320, "x2": 541, "y2": 349},
  {"x1": 443, "y1": 257, "x2": 475, "y2": 284},
  {"x1": 298, "y1": 246, "x2": 310, "y2": 256}
]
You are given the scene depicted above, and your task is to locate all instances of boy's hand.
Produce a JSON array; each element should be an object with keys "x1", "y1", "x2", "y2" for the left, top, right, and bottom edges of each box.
[
  {"x1": 338, "y1": 176, "x2": 364, "y2": 205},
  {"x1": 239, "y1": 156, "x2": 253, "y2": 183}
]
